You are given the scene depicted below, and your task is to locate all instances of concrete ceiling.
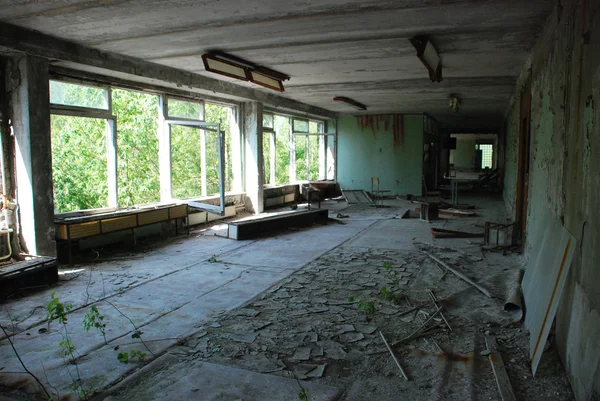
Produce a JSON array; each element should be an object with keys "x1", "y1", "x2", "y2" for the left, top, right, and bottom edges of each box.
[{"x1": 1, "y1": 0, "x2": 553, "y2": 129}]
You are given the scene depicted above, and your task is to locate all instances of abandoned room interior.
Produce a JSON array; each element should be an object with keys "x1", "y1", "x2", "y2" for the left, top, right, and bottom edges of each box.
[{"x1": 0, "y1": 0, "x2": 598, "y2": 400}]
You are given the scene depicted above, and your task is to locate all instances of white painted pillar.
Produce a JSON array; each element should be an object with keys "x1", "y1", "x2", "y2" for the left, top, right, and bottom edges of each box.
[
  {"x1": 230, "y1": 107, "x2": 243, "y2": 192},
  {"x1": 319, "y1": 135, "x2": 326, "y2": 180},
  {"x1": 158, "y1": 95, "x2": 172, "y2": 202},
  {"x1": 269, "y1": 132, "x2": 276, "y2": 185},
  {"x1": 288, "y1": 118, "x2": 296, "y2": 183},
  {"x1": 11, "y1": 55, "x2": 56, "y2": 256},
  {"x1": 106, "y1": 119, "x2": 118, "y2": 206},
  {"x1": 242, "y1": 102, "x2": 264, "y2": 214},
  {"x1": 200, "y1": 129, "x2": 207, "y2": 196}
]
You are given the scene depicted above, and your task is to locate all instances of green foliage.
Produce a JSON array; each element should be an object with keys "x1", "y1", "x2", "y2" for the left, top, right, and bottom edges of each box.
[
  {"x1": 131, "y1": 330, "x2": 143, "y2": 339},
  {"x1": 348, "y1": 296, "x2": 376, "y2": 321},
  {"x1": 117, "y1": 349, "x2": 146, "y2": 363},
  {"x1": 83, "y1": 306, "x2": 107, "y2": 344},
  {"x1": 59, "y1": 338, "x2": 75, "y2": 357},
  {"x1": 112, "y1": 89, "x2": 160, "y2": 206},
  {"x1": 47, "y1": 292, "x2": 72, "y2": 324},
  {"x1": 298, "y1": 387, "x2": 311, "y2": 401},
  {"x1": 207, "y1": 254, "x2": 219, "y2": 263},
  {"x1": 51, "y1": 115, "x2": 109, "y2": 212}
]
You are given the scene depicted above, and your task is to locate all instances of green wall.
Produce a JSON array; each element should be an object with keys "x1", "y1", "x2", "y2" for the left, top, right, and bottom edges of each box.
[
  {"x1": 336, "y1": 115, "x2": 423, "y2": 196},
  {"x1": 451, "y1": 138, "x2": 477, "y2": 169}
]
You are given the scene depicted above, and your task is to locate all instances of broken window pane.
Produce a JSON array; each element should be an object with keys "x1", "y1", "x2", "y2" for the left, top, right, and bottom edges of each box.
[
  {"x1": 168, "y1": 98, "x2": 202, "y2": 120},
  {"x1": 51, "y1": 115, "x2": 109, "y2": 212},
  {"x1": 50, "y1": 80, "x2": 109, "y2": 110}
]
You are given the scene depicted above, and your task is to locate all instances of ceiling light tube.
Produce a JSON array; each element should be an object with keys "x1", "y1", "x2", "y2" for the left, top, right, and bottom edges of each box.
[
  {"x1": 409, "y1": 36, "x2": 443, "y2": 82},
  {"x1": 333, "y1": 96, "x2": 367, "y2": 111},
  {"x1": 249, "y1": 70, "x2": 285, "y2": 92}
]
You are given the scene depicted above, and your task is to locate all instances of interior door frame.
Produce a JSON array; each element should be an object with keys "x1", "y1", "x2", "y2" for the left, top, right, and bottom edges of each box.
[
  {"x1": 515, "y1": 77, "x2": 532, "y2": 245},
  {"x1": 167, "y1": 120, "x2": 225, "y2": 215}
]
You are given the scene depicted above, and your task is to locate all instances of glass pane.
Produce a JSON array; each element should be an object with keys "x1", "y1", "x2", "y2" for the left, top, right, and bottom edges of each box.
[
  {"x1": 205, "y1": 103, "x2": 233, "y2": 192},
  {"x1": 51, "y1": 115, "x2": 108, "y2": 212},
  {"x1": 295, "y1": 135, "x2": 307, "y2": 180},
  {"x1": 50, "y1": 80, "x2": 108, "y2": 110},
  {"x1": 112, "y1": 88, "x2": 160, "y2": 206},
  {"x1": 293, "y1": 119, "x2": 309, "y2": 133},
  {"x1": 274, "y1": 115, "x2": 291, "y2": 184},
  {"x1": 205, "y1": 130, "x2": 221, "y2": 196},
  {"x1": 171, "y1": 125, "x2": 202, "y2": 198},
  {"x1": 263, "y1": 114, "x2": 274, "y2": 129},
  {"x1": 308, "y1": 135, "x2": 320, "y2": 180},
  {"x1": 263, "y1": 133, "x2": 271, "y2": 185},
  {"x1": 309, "y1": 121, "x2": 323, "y2": 134},
  {"x1": 168, "y1": 98, "x2": 202, "y2": 120},
  {"x1": 480, "y1": 144, "x2": 493, "y2": 169}
]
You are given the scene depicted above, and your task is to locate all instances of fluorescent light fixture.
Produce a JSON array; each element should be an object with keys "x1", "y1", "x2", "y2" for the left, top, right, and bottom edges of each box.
[
  {"x1": 202, "y1": 53, "x2": 249, "y2": 81},
  {"x1": 409, "y1": 36, "x2": 443, "y2": 82},
  {"x1": 249, "y1": 70, "x2": 284, "y2": 92},
  {"x1": 333, "y1": 96, "x2": 367, "y2": 111},
  {"x1": 202, "y1": 52, "x2": 289, "y2": 91}
]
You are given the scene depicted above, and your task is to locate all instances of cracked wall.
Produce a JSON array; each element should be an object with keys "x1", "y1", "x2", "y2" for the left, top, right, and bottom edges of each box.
[{"x1": 503, "y1": 1, "x2": 600, "y2": 399}]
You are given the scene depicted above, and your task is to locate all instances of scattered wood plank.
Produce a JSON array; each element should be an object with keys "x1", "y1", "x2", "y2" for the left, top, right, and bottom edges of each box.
[
  {"x1": 485, "y1": 334, "x2": 517, "y2": 401},
  {"x1": 423, "y1": 253, "x2": 493, "y2": 298},
  {"x1": 379, "y1": 331, "x2": 409, "y2": 380},
  {"x1": 414, "y1": 208, "x2": 476, "y2": 217},
  {"x1": 428, "y1": 290, "x2": 452, "y2": 332},
  {"x1": 430, "y1": 227, "x2": 484, "y2": 238}
]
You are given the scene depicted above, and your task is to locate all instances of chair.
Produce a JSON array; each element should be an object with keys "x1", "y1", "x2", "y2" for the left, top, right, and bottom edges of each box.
[{"x1": 370, "y1": 177, "x2": 390, "y2": 207}]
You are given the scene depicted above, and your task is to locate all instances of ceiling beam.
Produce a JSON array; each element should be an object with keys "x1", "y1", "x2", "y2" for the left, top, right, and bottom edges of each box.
[{"x1": 0, "y1": 21, "x2": 337, "y2": 119}]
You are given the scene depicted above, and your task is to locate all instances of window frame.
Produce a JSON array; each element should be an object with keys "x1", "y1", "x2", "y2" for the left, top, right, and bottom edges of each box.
[{"x1": 49, "y1": 77, "x2": 239, "y2": 215}]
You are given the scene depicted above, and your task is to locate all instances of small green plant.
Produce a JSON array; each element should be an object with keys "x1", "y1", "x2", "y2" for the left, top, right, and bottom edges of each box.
[
  {"x1": 208, "y1": 254, "x2": 219, "y2": 263},
  {"x1": 83, "y1": 306, "x2": 107, "y2": 344},
  {"x1": 348, "y1": 296, "x2": 376, "y2": 321},
  {"x1": 298, "y1": 387, "x2": 311, "y2": 401},
  {"x1": 117, "y1": 349, "x2": 147, "y2": 364},
  {"x1": 47, "y1": 292, "x2": 72, "y2": 324}
]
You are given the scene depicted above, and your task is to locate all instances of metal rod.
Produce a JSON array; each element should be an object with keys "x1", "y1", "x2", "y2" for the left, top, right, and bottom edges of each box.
[
  {"x1": 380, "y1": 331, "x2": 409, "y2": 381},
  {"x1": 428, "y1": 290, "x2": 452, "y2": 332}
]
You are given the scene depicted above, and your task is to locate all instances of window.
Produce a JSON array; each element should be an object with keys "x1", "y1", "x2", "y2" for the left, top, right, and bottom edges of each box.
[
  {"x1": 112, "y1": 88, "x2": 160, "y2": 206},
  {"x1": 479, "y1": 144, "x2": 493, "y2": 169},
  {"x1": 50, "y1": 80, "x2": 116, "y2": 213},
  {"x1": 50, "y1": 80, "x2": 109, "y2": 110},
  {"x1": 49, "y1": 79, "x2": 238, "y2": 214},
  {"x1": 51, "y1": 115, "x2": 110, "y2": 212},
  {"x1": 262, "y1": 115, "x2": 334, "y2": 184}
]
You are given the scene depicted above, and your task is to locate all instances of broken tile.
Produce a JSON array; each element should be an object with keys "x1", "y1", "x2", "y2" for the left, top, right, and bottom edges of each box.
[
  {"x1": 334, "y1": 324, "x2": 355, "y2": 335},
  {"x1": 308, "y1": 305, "x2": 330, "y2": 313},
  {"x1": 221, "y1": 331, "x2": 257, "y2": 344},
  {"x1": 338, "y1": 332, "x2": 364, "y2": 343},
  {"x1": 291, "y1": 346, "x2": 311, "y2": 361},
  {"x1": 306, "y1": 364, "x2": 326, "y2": 378},
  {"x1": 357, "y1": 325, "x2": 378, "y2": 334}
]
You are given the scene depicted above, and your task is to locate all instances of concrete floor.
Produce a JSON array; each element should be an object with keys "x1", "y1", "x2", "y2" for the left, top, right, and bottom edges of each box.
[{"x1": 0, "y1": 196, "x2": 574, "y2": 400}]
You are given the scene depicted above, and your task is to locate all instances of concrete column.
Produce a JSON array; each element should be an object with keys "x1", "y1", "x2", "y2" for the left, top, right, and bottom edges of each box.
[
  {"x1": 230, "y1": 107, "x2": 243, "y2": 192},
  {"x1": 158, "y1": 95, "x2": 172, "y2": 202},
  {"x1": 318, "y1": 135, "x2": 326, "y2": 179},
  {"x1": 242, "y1": 102, "x2": 264, "y2": 214},
  {"x1": 11, "y1": 55, "x2": 55, "y2": 256},
  {"x1": 269, "y1": 132, "x2": 276, "y2": 185},
  {"x1": 288, "y1": 118, "x2": 296, "y2": 182},
  {"x1": 326, "y1": 119, "x2": 337, "y2": 181}
]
